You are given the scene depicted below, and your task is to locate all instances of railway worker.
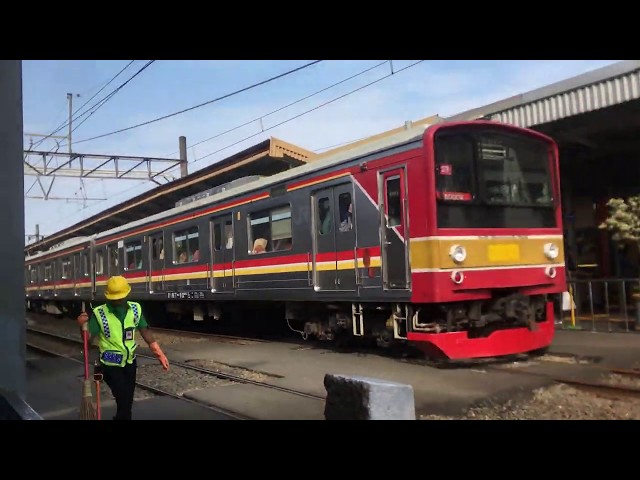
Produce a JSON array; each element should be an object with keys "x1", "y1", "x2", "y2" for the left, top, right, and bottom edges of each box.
[{"x1": 76, "y1": 275, "x2": 170, "y2": 420}]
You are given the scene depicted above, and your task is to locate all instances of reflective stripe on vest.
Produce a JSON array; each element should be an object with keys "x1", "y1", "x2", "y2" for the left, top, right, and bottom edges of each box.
[{"x1": 94, "y1": 301, "x2": 142, "y2": 367}]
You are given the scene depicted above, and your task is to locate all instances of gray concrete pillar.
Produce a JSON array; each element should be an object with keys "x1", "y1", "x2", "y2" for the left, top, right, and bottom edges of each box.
[
  {"x1": 324, "y1": 374, "x2": 416, "y2": 420},
  {"x1": 0, "y1": 60, "x2": 26, "y2": 398}
]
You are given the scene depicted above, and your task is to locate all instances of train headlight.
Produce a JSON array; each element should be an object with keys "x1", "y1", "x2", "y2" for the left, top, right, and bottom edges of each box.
[
  {"x1": 543, "y1": 243, "x2": 559, "y2": 260},
  {"x1": 449, "y1": 245, "x2": 467, "y2": 263}
]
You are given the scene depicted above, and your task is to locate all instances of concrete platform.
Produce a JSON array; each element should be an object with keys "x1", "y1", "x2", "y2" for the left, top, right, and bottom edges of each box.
[
  {"x1": 549, "y1": 329, "x2": 640, "y2": 368},
  {"x1": 26, "y1": 349, "x2": 236, "y2": 421}
]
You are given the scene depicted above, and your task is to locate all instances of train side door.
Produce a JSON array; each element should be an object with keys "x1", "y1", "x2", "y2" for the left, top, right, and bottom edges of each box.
[
  {"x1": 313, "y1": 188, "x2": 337, "y2": 290},
  {"x1": 333, "y1": 184, "x2": 357, "y2": 291},
  {"x1": 148, "y1": 233, "x2": 165, "y2": 293},
  {"x1": 73, "y1": 252, "x2": 82, "y2": 297},
  {"x1": 90, "y1": 244, "x2": 97, "y2": 296},
  {"x1": 210, "y1": 215, "x2": 234, "y2": 293},
  {"x1": 313, "y1": 183, "x2": 357, "y2": 291},
  {"x1": 379, "y1": 167, "x2": 410, "y2": 290},
  {"x1": 94, "y1": 246, "x2": 106, "y2": 296}
]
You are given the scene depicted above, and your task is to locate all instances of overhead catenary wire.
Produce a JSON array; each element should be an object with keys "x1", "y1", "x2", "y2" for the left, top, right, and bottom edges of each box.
[
  {"x1": 66, "y1": 61, "x2": 145, "y2": 136},
  {"x1": 29, "y1": 60, "x2": 158, "y2": 178},
  {"x1": 192, "y1": 60, "x2": 425, "y2": 164},
  {"x1": 161, "y1": 59, "x2": 422, "y2": 177},
  {"x1": 29, "y1": 60, "x2": 136, "y2": 151},
  {"x1": 38, "y1": 60, "x2": 423, "y2": 233},
  {"x1": 24, "y1": 61, "x2": 157, "y2": 218},
  {"x1": 36, "y1": 59, "x2": 314, "y2": 188},
  {"x1": 54, "y1": 60, "x2": 157, "y2": 149},
  {"x1": 69, "y1": 60, "x2": 324, "y2": 146},
  {"x1": 26, "y1": 59, "x2": 155, "y2": 173},
  {"x1": 164, "y1": 60, "x2": 389, "y2": 157}
]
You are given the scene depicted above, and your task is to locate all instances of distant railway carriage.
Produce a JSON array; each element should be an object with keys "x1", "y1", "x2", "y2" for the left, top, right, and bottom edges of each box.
[{"x1": 25, "y1": 120, "x2": 566, "y2": 359}]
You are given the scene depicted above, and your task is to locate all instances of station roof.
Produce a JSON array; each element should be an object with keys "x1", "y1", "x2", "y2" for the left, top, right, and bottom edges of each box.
[
  {"x1": 447, "y1": 60, "x2": 640, "y2": 128},
  {"x1": 445, "y1": 60, "x2": 640, "y2": 198},
  {"x1": 25, "y1": 137, "x2": 316, "y2": 255}
]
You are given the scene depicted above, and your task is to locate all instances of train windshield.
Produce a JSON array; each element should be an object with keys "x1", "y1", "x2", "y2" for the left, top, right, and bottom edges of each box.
[{"x1": 434, "y1": 127, "x2": 556, "y2": 229}]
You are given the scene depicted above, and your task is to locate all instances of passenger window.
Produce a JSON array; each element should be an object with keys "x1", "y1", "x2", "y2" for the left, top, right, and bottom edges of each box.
[
  {"x1": 249, "y1": 205, "x2": 292, "y2": 254},
  {"x1": 338, "y1": 193, "x2": 353, "y2": 232},
  {"x1": 125, "y1": 240, "x2": 143, "y2": 270},
  {"x1": 108, "y1": 244, "x2": 119, "y2": 275},
  {"x1": 44, "y1": 264, "x2": 52, "y2": 281},
  {"x1": 61, "y1": 258, "x2": 72, "y2": 279},
  {"x1": 30, "y1": 267, "x2": 37, "y2": 284},
  {"x1": 213, "y1": 223, "x2": 222, "y2": 251},
  {"x1": 96, "y1": 251, "x2": 104, "y2": 275},
  {"x1": 224, "y1": 221, "x2": 233, "y2": 250},
  {"x1": 318, "y1": 197, "x2": 332, "y2": 235},
  {"x1": 174, "y1": 226, "x2": 199, "y2": 263},
  {"x1": 386, "y1": 177, "x2": 402, "y2": 227},
  {"x1": 82, "y1": 252, "x2": 89, "y2": 276},
  {"x1": 151, "y1": 236, "x2": 164, "y2": 260}
]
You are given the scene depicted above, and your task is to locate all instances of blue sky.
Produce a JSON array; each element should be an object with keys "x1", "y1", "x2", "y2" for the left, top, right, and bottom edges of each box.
[{"x1": 22, "y1": 59, "x2": 620, "y2": 240}]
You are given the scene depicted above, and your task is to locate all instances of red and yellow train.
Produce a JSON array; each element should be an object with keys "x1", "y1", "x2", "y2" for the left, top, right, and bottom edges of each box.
[{"x1": 25, "y1": 120, "x2": 565, "y2": 359}]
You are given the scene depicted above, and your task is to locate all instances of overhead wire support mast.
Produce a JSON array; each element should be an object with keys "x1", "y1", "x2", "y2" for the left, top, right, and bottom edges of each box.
[{"x1": 23, "y1": 150, "x2": 181, "y2": 184}]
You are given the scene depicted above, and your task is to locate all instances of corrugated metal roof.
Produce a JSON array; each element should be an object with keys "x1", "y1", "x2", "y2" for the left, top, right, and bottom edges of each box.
[
  {"x1": 492, "y1": 69, "x2": 640, "y2": 127},
  {"x1": 448, "y1": 60, "x2": 640, "y2": 128}
]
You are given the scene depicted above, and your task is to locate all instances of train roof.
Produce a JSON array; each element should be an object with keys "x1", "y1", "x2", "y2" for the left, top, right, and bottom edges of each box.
[
  {"x1": 25, "y1": 122, "x2": 432, "y2": 261},
  {"x1": 97, "y1": 124, "x2": 430, "y2": 237},
  {"x1": 25, "y1": 235, "x2": 95, "y2": 262}
]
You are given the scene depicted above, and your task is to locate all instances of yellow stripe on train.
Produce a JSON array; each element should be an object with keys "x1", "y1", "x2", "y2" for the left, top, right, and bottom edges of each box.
[{"x1": 409, "y1": 236, "x2": 564, "y2": 270}]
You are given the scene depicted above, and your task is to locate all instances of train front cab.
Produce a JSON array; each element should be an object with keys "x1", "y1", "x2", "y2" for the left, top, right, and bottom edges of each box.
[{"x1": 406, "y1": 121, "x2": 565, "y2": 360}]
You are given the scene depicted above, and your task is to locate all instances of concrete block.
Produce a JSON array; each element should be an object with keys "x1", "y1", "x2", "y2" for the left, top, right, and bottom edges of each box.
[{"x1": 323, "y1": 374, "x2": 415, "y2": 420}]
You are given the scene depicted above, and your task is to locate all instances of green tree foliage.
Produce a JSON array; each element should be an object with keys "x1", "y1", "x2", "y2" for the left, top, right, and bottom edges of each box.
[{"x1": 599, "y1": 196, "x2": 640, "y2": 247}]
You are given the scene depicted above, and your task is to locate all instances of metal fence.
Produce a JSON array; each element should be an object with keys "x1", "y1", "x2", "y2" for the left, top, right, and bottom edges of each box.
[{"x1": 556, "y1": 277, "x2": 640, "y2": 333}]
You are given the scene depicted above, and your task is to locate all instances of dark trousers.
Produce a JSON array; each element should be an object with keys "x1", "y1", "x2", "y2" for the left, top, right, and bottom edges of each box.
[{"x1": 101, "y1": 360, "x2": 137, "y2": 420}]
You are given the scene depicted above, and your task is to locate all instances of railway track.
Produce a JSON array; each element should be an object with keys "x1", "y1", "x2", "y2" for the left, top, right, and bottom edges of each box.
[
  {"x1": 27, "y1": 326, "x2": 325, "y2": 413},
  {"x1": 26, "y1": 330, "x2": 247, "y2": 420},
  {"x1": 26, "y1": 312, "x2": 299, "y2": 347},
  {"x1": 147, "y1": 326, "x2": 272, "y2": 344},
  {"x1": 483, "y1": 362, "x2": 640, "y2": 402}
]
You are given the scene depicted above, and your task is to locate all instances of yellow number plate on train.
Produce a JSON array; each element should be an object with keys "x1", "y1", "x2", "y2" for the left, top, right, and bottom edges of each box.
[{"x1": 487, "y1": 244, "x2": 520, "y2": 262}]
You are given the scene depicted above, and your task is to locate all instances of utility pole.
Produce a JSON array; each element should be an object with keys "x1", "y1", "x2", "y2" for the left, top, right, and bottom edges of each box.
[
  {"x1": 0, "y1": 60, "x2": 26, "y2": 399},
  {"x1": 179, "y1": 136, "x2": 188, "y2": 177},
  {"x1": 67, "y1": 92, "x2": 88, "y2": 207},
  {"x1": 67, "y1": 93, "x2": 73, "y2": 153},
  {"x1": 67, "y1": 93, "x2": 73, "y2": 167}
]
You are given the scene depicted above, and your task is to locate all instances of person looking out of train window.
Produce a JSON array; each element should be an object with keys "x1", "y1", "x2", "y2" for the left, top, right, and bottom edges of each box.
[
  {"x1": 339, "y1": 202, "x2": 353, "y2": 232},
  {"x1": 76, "y1": 275, "x2": 169, "y2": 420},
  {"x1": 178, "y1": 251, "x2": 187, "y2": 263},
  {"x1": 319, "y1": 199, "x2": 332, "y2": 235},
  {"x1": 252, "y1": 238, "x2": 267, "y2": 254}
]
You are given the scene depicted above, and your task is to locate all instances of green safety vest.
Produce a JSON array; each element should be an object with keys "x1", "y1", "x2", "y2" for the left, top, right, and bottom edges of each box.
[{"x1": 94, "y1": 301, "x2": 142, "y2": 367}]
